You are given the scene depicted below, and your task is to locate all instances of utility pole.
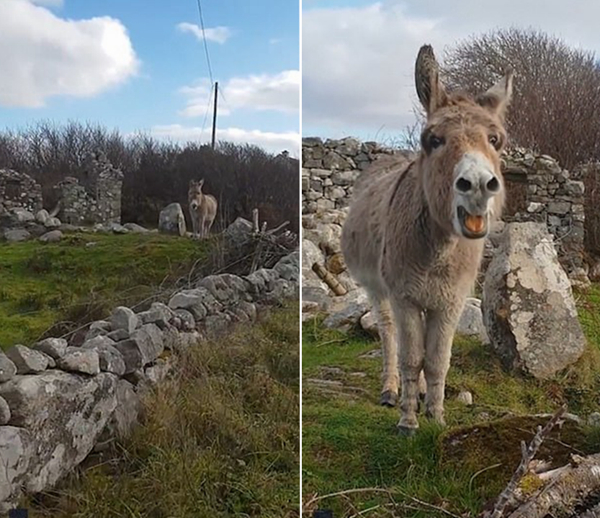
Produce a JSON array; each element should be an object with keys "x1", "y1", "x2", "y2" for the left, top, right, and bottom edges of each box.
[{"x1": 211, "y1": 81, "x2": 218, "y2": 150}]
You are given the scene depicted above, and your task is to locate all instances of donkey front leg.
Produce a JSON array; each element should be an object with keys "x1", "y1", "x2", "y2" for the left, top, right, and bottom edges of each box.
[
  {"x1": 373, "y1": 298, "x2": 399, "y2": 407},
  {"x1": 423, "y1": 307, "x2": 462, "y2": 425},
  {"x1": 190, "y1": 211, "x2": 198, "y2": 239},
  {"x1": 393, "y1": 300, "x2": 425, "y2": 434}
]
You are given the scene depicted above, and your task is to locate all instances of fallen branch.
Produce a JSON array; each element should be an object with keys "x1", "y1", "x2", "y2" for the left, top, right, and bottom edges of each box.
[
  {"x1": 484, "y1": 405, "x2": 567, "y2": 518},
  {"x1": 312, "y1": 262, "x2": 347, "y2": 296}
]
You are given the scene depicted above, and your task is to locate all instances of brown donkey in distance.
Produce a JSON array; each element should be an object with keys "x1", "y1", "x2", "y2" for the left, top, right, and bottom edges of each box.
[
  {"x1": 341, "y1": 45, "x2": 513, "y2": 434},
  {"x1": 188, "y1": 179, "x2": 218, "y2": 239}
]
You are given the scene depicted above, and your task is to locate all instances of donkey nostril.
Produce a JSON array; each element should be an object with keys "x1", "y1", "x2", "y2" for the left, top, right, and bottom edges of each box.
[
  {"x1": 456, "y1": 178, "x2": 472, "y2": 192},
  {"x1": 487, "y1": 177, "x2": 500, "y2": 193}
]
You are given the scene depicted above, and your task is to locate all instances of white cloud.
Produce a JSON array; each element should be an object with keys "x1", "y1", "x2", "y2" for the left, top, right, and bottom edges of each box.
[
  {"x1": 29, "y1": 0, "x2": 63, "y2": 6},
  {"x1": 0, "y1": 0, "x2": 139, "y2": 108},
  {"x1": 303, "y1": 0, "x2": 600, "y2": 136},
  {"x1": 150, "y1": 124, "x2": 300, "y2": 157},
  {"x1": 179, "y1": 70, "x2": 300, "y2": 118},
  {"x1": 177, "y1": 22, "x2": 231, "y2": 44}
]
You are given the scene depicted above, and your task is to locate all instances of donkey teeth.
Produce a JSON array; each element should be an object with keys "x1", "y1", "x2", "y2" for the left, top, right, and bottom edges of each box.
[{"x1": 464, "y1": 214, "x2": 485, "y2": 233}]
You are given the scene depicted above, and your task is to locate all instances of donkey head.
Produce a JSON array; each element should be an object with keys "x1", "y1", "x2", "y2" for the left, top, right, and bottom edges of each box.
[
  {"x1": 415, "y1": 45, "x2": 513, "y2": 239},
  {"x1": 188, "y1": 179, "x2": 205, "y2": 210}
]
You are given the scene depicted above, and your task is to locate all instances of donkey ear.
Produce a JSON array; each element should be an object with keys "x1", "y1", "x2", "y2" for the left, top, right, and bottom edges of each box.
[
  {"x1": 415, "y1": 44, "x2": 448, "y2": 115},
  {"x1": 198, "y1": 179, "x2": 204, "y2": 187},
  {"x1": 477, "y1": 70, "x2": 514, "y2": 119}
]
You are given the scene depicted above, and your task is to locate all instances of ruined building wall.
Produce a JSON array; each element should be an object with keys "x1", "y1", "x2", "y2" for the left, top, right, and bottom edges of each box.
[
  {"x1": 0, "y1": 169, "x2": 43, "y2": 215},
  {"x1": 56, "y1": 152, "x2": 124, "y2": 225}
]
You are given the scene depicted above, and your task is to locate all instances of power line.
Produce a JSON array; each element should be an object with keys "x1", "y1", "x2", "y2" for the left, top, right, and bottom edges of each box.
[
  {"x1": 201, "y1": 82, "x2": 214, "y2": 142},
  {"x1": 195, "y1": 0, "x2": 214, "y2": 86}
]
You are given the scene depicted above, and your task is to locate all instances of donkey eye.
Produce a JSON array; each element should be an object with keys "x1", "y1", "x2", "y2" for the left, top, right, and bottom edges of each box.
[
  {"x1": 429, "y1": 135, "x2": 445, "y2": 149},
  {"x1": 488, "y1": 135, "x2": 500, "y2": 149}
]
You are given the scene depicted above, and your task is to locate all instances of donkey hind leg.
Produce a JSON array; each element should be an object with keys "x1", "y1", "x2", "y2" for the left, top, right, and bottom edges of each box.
[
  {"x1": 393, "y1": 300, "x2": 425, "y2": 435},
  {"x1": 423, "y1": 307, "x2": 461, "y2": 425},
  {"x1": 373, "y1": 298, "x2": 399, "y2": 408},
  {"x1": 203, "y1": 217, "x2": 213, "y2": 238}
]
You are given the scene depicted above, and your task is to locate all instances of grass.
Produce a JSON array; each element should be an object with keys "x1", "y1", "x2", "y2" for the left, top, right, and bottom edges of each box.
[
  {"x1": 28, "y1": 302, "x2": 300, "y2": 518},
  {"x1": 302, "y1": 288, "x2": 600, "y2": 517},
  {"x1": 0, "y1": 232, "x2": 212, "y2": 348}
]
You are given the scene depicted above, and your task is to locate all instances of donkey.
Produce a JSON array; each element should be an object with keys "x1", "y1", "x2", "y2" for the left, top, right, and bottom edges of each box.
[
  {"x1": 188, "y1": 179, "x2": 218, "y2": 239},
  {"x1": 341, "y1": 45, "x2": 512, "y2": 434}
]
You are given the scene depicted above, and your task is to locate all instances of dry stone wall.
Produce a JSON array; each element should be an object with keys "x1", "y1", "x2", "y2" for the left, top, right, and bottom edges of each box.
[
  {"x1": 0, "y1": 244, "x2": 299, "y2": 511},
  {"x1": 302, "y1": 138, "x2": 586, "y2": 277}
]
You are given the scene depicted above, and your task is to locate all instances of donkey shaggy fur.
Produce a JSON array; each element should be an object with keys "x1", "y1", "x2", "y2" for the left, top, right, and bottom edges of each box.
[{"x1": 341, "y1": 45, "x2": 513, "y2": 434}]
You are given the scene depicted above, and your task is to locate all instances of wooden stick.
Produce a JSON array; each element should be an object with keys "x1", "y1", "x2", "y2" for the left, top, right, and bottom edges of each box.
[
  {"x1": 312, "y1": 262, "x2": 347, "y2": 296},
  {"x1": 252, "y1": 208, "x2": 259, "y2": 232},
  {"x1": 485, "y1": 405, "x2": 567, "y2": 518}
]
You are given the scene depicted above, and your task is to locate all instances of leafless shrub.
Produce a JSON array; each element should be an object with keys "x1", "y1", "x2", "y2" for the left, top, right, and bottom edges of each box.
[
  {"x1": 443, "y1": 28, "x2": 600, "y2": 170},
  {"x1": 0, "y1": 121, "x2": 299, "y2": 233}
]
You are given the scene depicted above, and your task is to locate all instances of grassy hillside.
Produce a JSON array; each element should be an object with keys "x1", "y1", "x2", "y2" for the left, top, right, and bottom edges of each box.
[
  {"x1": 29, "y1": 302, "x2": 300, "y2": 518},
  {"x1": 0, "y1": 233, "x2": 212, "y2": 348},
  {"x1": 302, "y1": 289, "x2": 600, "y2": 517}
]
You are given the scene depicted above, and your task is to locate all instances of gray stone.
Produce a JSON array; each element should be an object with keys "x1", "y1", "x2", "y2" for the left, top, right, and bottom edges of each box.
[
  {"x1": 482, "y1": 223, "x2": 586, "y2": 379},
  {"x1": 457, "y1": 391, "x2": 473, "y2": 405},
  {"x1": 82, "y1": 338, "x2": 126, "y2": 376},
  {"x1": 173, "y1": 309, "x2": 195, "y2": 331},
  {"x1": 323, "y1": 290, "x2": 370, "y2": 332},
  {"x1": 57, "y1": 347, "x2": 100, "y2": 375},
  {"x1": 138, "y1": 302, "x2": 174, "y2": 328},
  {"x1": 106, "y1": 328, "x2": 129, "y2": 341},
  {"x1": 144, "y1": 358, "x2": 172, "y2": 386},
  {"x1": 158, "y1": 203, "x2": 186, "y2": 236},
  {"x1": 35, "y1": 209, "x2": 50, "y2": 224},
  {"x1": 114, "y1": 340, "x2": 144, "y2": 374},
  {"x1": 0, "y1": 396, "x2": 11, "y2": 425},
  {"x1": 0, "y1": 352, "x2": 17, "y2": 382},
  {"x1": 123, "y1": 222, "x2": 149, "y2": 233},
  {"x1": 457, "y1": 298, "x2": 489, "y2": 344},
  {"x1": 106, "y1": 379, "x2": 141, "y2": 439},
  {"x1": 197, "y1": 274, "x2": 249, "y2": 303},
  {"x1": 39, "y1": 230, "x2": 62, "y2": 243},
  {"x1": 3, "y1": 228, "x2": 30, "y2": 242},
  {"x1": 84, "y1": 320, "x2": 112, "y2": 341},
  {"x1": 44, "y1": 217, "x2": 61, "y2": 228},
  {"x1": 0, "y1": 426, "x2": 34, "y2": 505},
  {"x1": 168, "y1": 288, "x2": 220, "y2": 320},
  {"x1": 0, "y1": 371, "x2": 117, "y2": 497},
  {"x1": 360, "y1": 311, "x2": 379, "y2": 337},
  {"x1": 222, "y1": 217, "x2": 254, "y2": 245},
  {"x1": 588, "y1": 412, "x2": 600, "y2": 428},
  {"x1": 129, "y1": 324, "x2": 164, "y2": 366},
  {"x1": 5, "y1": 345, "x2": 48, "y2": 374},
  {"x1": 274, "y1": 251, "x2": 300, "y2": 282},
  {"x1": 33, "y1": 337, "x2": 67, "y2": 359},
  {"x1": 110, "y1": 306, "x2": 139, "y2": 334}
]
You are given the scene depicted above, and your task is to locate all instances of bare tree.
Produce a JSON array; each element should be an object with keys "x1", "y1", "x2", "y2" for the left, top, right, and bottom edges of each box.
[{"x1": 443, "y1": 28, "x2": 600, "y2": 169}]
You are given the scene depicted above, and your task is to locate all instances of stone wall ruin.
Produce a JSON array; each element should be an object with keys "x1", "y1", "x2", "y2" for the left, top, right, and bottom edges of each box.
[
  {"x1": 302, "y1": 137, "x2": 586, "y2": 277},
  {"x1": 0, "y1": 169, "x2": 43, "y2": 215},
  {"x1": 55, "y1": 151, "x2": 124, "y2": 225}
]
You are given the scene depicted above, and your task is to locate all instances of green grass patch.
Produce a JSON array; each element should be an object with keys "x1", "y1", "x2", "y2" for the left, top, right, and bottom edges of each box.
[
  {"x1": 0, "y1": 232, "x2": 211, "y2": 348},
  {"x1": 29, "y1": 302, "x2": 300, "y2": 518},
  {"x1": 302, "y1": 287, "x2": 600, "y2": 517}
]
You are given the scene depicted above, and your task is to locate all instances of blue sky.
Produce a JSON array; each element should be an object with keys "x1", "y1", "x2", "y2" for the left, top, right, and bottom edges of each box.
[
  {"x1": 303, "y1": 0, "x2": 600, "y2": 143},
  {"x1": 0, "y1": 0, "x2": 300, "y2": 155}
]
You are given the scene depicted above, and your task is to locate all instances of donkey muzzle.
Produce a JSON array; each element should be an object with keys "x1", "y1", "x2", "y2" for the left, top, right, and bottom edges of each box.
[{"x1": 453, "y1": 152, "x2": 502, "y2": 239}]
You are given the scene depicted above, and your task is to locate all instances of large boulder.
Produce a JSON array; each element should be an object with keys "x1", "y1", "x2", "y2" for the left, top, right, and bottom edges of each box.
[
  {"x1": 222, "y1": 217, "x2": 253, "y2": 246},
  {"x1": 482, "y1": 222, "x2": 586, "y2": 379},
  {"x1": 158, "y1": 203, "x2": 186, "y2": 236},
  {"x1": 0, "y1": 371, "x2": 118, "y2": 506}
]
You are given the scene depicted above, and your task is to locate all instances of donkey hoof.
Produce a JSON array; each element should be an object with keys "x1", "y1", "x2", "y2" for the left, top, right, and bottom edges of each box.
[
  {"x1": 380, "y1": 390, "x2": 398, "y2": 408},
  {"x1": 396, "y1": 425, "x2": 417, "y2": 437}
]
